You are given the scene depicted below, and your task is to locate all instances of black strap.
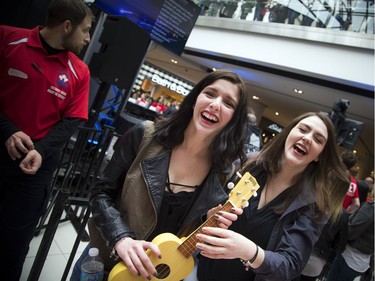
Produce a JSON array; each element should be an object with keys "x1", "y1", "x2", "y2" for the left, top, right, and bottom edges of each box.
[{"x1": 165, "y1": 174, "x2": 199, "y2": 193}]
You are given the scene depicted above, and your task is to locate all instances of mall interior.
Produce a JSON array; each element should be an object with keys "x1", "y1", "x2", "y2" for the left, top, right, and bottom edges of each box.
[
  {"x1": 0, "y1": 0, "x2": 374, "y2": 280},
  {"x1": 84, "y1": 0, "x2": 374, "y2": 178}
]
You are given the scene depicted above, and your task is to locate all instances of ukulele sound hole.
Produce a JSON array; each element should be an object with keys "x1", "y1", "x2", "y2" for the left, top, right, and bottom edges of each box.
[{"x1": 155, "y1": 263, "x2": 170, "y2": 279}]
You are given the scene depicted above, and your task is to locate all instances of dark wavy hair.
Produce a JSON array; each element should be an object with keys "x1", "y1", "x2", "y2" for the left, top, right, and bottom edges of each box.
[
  {"x1": 46, "y1": 0, "x2": 95, "y2": 28},
  {"x1": 243, "y1": 112, "x2": 349, "y2": 221},
  {"x1": 155, "y1": 70, "x2": 249, "y2": 171}
]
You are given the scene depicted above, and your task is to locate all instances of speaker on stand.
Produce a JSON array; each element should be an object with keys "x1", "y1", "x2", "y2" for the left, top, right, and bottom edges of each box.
[{"x1": 87, "y1": 14, "x2": 151, "y2": 127}]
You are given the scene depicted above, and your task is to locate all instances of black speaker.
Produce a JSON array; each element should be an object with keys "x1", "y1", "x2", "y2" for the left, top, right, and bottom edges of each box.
[
  {"x1": 0, "y1": 0, "x2": 51, "y2": 28},
  {"x1": 89, "y1": 15, "x2": 151, "y2": 90}
]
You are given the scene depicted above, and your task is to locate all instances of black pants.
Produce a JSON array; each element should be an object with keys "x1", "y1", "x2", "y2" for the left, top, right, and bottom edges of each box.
[{"x1": 0, "y1": 149, "x2": 59, "y2": 281}]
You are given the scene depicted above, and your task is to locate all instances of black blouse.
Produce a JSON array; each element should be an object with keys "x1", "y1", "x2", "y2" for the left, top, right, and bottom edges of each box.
[
  {"x1": 197, "y1": 172, "x2": 290, "y2": 281},
  {"x1": 147, "y1": 178, "x2": 202, "y2": 241}
]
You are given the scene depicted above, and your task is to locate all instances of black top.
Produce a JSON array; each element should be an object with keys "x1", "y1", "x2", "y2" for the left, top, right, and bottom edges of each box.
[
  {"x1": 39, "y1": 32, "x2": 63, "y2": 55},
  {"x1": 357, "y1": 180, "x2": 369, "y2": 204},
  {"x1": 197, "y1": 172, "x2": 290, "y2": 281},
  {"x1": 147, "y1": 179, "x2": 201, "y2": 241}
]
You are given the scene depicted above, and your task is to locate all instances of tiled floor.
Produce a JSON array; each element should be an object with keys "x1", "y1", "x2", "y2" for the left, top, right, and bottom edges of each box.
[{"x1": 20, "y1": 218, "x2": 89, "y2": 281}]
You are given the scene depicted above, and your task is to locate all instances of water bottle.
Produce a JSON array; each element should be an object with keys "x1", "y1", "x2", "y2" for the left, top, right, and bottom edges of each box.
[{"x1": 80, "y1": 247, "x2": 104, "y2": 281}]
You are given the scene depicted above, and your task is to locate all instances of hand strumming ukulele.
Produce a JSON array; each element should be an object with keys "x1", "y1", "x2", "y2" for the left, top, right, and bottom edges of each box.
[{"x1": 108, "y1": 172, "x2": 260, "y2": 281}]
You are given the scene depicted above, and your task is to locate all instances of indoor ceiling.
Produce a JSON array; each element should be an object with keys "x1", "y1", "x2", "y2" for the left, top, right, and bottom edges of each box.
[{"x1": 144, "y1": 43, "x2": 374, "y2": 171}]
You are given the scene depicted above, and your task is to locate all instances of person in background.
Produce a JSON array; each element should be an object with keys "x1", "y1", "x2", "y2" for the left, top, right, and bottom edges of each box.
[
  {"x1": 364, "y1": 176, "x2": 374, "y2": 188},
  {"x1": 150, "y1": 94, "x2": 167, "y2": 114},
  {"x1": 364, "y1": 176, "x2": 374, "y2": 201},
  {"x1": 70, "y1": 70, "x2": 249, "y2": 280},
  {"x1": 357, "y1": 179, "x2": 370, "y2": 204},
  {"x1": 364, "y1": 177, "x2": 374, "y2": 201},
  {"x1": 244, "y1": 111, "x2": 262, "y2": 154},
  {"x1": 253, "y1": 0, "x2": 269, "y2": 21},
  {"x1": 341, "y1": 151, "x2": 360, "y2": 214},
  {"x1": 360, "y1": 176, "x2": 375, "y2": 281},
  {"x1": 195, "y1": 112, "x2": 349, "y2": 281},
  {"x1": 131, "y1": 89, "x2": 142, "y2": 100},
  {"x1": 0, "y1": 0, "x2": 94, "y2": 280},
  {"x1": 298, "y1": 209, "x2": 348, "y2": 281},
  {"x1": 325, "y1": 199, "x2": 374, "y2": 281},
  {"x1": 136, "y1": 92, "x2": 148, "y2": 107},
  {"x1": 163, "y1": 99, "x2": 180, "y2": 116}
]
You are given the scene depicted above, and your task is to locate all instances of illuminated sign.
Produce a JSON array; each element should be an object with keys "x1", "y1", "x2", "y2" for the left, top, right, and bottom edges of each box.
[
  {"x1": 151, "y1": 74, "x2": 190, "y2": 96},
  {"x1": 133, "y1": 62, "x2": 194, "y2": 96},
  {"x1": 267, "y1": 124, "x2": 283, "y2": 133}
]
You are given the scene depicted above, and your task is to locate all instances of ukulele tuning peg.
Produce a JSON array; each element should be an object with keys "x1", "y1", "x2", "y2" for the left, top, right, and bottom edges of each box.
[
  {"x1": 227, "y1": 182, "x2": 235, "y2": 190},
  {"x1": 251, "y1": 187, "x2": 258, "y2": 197},
  {"x1": 242, "y1": 200, "x2": 249, "y2": 208},
  {"x1": 236, "y1": 171, "x2": 243, "y2": 178}
]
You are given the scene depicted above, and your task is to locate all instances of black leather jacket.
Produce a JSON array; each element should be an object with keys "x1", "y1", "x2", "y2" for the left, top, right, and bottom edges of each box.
[
  {"x1": 347, "y1": 200, "x2": 374, "y2": 255},
  {"x1": 312, "y1": 210, "x2": 349, "y2": 263},
  {"x1": 89, "y1": 121, "x2": 235, "y2": 263}
]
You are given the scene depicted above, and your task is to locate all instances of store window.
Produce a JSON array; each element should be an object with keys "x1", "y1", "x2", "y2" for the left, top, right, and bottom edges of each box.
[{"x1": 127, "y1": 62, "x2": 194, "y2": 115}]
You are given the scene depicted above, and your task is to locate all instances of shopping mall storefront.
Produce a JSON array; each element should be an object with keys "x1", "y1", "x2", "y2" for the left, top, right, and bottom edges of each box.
[{"x1": 127, "y1": 62, "x2": 194, "y2": 113}]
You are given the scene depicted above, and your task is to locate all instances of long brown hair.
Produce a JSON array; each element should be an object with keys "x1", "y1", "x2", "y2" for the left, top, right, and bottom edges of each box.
[
  {"x1": 243, "y1": 112, "x2": 348, "y2": 222},
  {"x1": 155, "y1": 70, "x2": 248, "y2": 171}
]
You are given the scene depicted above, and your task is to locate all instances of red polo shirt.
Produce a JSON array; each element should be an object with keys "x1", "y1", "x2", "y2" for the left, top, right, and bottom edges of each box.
[
  {"x1": 0, "y1": 25, "x2": 89, "y2": 140},
  {"x1": 342, "y1": 175, "x2": 359, "y2": 209}
]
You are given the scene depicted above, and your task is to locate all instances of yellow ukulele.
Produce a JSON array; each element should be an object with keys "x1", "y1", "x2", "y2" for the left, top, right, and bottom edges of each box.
[{"x1": 108, "y1": 172, "x2": 260, "y2": 281}]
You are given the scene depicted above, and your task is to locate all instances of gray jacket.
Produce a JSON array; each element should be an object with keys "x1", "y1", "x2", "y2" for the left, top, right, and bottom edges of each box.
[{"x1": 253, "y1": 189, "x2": 327, "y2": 281}]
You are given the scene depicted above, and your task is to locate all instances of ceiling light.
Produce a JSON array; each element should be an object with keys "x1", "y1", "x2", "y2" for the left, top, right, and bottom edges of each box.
[
  {"x1": 293, "y1": 88, "x2": 303, "y2": 94},
  {"x1": 252, "y1": 95, "x2": 259, "y2": 100},
  {"x1": 171, "y1": 59, "x2": 178, "y2": 64},
  {"x1": 275, "y1": 112, "x2": 279, "y2": 116}
]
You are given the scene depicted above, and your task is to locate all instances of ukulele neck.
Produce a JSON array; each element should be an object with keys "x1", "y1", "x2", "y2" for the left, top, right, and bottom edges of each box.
[{"x1": 177, "y1": 201, "x2": 234, "y2": 258}]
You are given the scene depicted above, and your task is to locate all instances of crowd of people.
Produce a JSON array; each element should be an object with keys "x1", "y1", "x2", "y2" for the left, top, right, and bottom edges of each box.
[
  {"x1": 130, "y1": 90, "x2": 181, "y2": 115},
  {"x1": 197, "y1": 0, "x2": 370, "y2": 32}
]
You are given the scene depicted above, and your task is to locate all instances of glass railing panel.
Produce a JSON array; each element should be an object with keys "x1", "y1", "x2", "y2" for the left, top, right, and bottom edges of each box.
[{"x1": 193, "y1": 0, "x2": 374, "y2": 35}]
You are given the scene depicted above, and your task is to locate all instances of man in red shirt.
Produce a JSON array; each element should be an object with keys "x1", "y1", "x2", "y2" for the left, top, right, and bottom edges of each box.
[
  {"x1": 0, "y1": 1, "x2": 94, "y2": 279},
  {"x1": 341, "y1": 151, "x2": 360, "y2": 214}
]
